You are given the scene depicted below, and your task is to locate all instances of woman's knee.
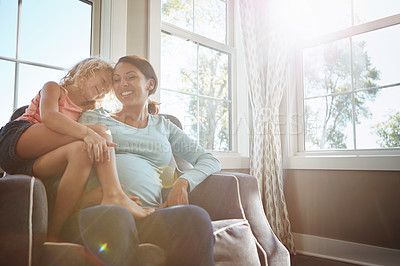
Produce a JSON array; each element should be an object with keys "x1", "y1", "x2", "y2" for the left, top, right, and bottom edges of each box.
[
  {"x1": 81, "y1": 205, "x2": 136, "y2": 230},
  {"x1": 79, "y1": 205, "x2": 139, "y2": 245},
  {"x1": 172, "y1": 205, "x2": 213, "y2": 234},
  {"x1": 181, "y1": 205, "x2": 211, "y2": 221},
  {"x1": 79, "y1": 206, "x2": 139, "y2": 265},
  {"x1": 160, "y1": 206, "x2": 214, "y2": 265},
  {"x1": 188, "y1": 205, "x2": 212, "y2": 229}
]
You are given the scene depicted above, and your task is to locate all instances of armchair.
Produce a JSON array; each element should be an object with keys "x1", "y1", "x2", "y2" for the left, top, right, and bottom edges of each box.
[{"x1": 0, "y1": 106, "x2": 289, "y2": 266}]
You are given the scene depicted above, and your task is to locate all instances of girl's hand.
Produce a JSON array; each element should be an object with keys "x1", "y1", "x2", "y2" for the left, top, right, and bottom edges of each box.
[{"x1": 83, "y1": 130, "x2": 116, "y2": 162}]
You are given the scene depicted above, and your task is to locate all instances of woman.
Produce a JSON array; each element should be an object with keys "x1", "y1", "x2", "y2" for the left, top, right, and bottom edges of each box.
[{"x1": 75, "y1": 55, "x2": 221, "y2": 266}]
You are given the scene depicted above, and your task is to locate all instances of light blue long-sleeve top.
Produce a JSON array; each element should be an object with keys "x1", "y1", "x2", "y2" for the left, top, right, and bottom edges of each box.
[{"x1": 79, "y1": 108, "x2": 221, "y2": 208}]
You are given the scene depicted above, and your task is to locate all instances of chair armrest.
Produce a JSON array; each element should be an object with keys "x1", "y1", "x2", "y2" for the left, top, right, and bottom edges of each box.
[
  {"x1": 0, "y1": 174, "x2": 48, "y2": 266},
  {"x1": 189, "y1": 173, "x2": 244, "y2": 220},
  {"x1": 190, "y1": 172, "x2": 290, "y2": 266}
]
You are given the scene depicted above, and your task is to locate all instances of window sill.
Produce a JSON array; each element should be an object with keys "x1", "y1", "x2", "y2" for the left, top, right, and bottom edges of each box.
[
  {"x1": 284, "y1": 152, "x2": 400, "y2": 171},
  {"x1": 212, "y1": 152, "x2": 250, "y2": 170}
]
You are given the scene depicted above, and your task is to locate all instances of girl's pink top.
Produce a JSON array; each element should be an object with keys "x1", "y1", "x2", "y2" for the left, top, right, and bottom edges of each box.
[{"x1": 17, "y1": 86, "x2": 83, "y2": 123}]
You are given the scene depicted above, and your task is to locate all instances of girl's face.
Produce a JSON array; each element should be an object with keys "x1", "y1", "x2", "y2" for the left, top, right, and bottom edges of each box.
[
  {"x1": 82, "y1": 69, "x2": 112, "y2": 101},
  {"x1": 112, "y1": 62, "x2": 154, "y2": 107}
]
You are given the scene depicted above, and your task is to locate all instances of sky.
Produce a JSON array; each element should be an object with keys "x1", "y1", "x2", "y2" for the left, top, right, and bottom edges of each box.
[{"x1": 0, "y1": 0, "x2": 91, "y2": 126}]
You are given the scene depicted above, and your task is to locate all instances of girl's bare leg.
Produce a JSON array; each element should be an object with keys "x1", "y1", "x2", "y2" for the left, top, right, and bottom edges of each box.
[
  {"x1": 90, "y1": 126, "x2": 154, "y2": 218},
  {"x1": 32, "y1": 141, "x2": 93, "y2": 240},
  {"x1": 15, "y1": 123, "x2": 78, "y2": 159},
  {"x1": 80, "y1": 186, "x2": 142, "y2": 209},
  {"x1": 19, "y1": 123, "x2": 152, "y2": 232}
]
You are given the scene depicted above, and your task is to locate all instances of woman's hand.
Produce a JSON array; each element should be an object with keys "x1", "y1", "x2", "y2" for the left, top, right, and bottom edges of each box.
[
  {"x1": 159, "y1": 178, "x2": 189, "y2": 209},
  {"x1": 83, "y1": 129, "x2": 116, "y2": 162},
  {"x1": 129, "y1": 195, "x2": 142, "y2": 206}
]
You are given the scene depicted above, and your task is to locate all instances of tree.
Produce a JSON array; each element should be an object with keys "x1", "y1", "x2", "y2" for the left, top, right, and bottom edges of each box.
[
  {"x1": 161, "y1": 0, "x2": 192, "y2": 29},
  {"x1": 376, "y1": 112, "x2": 400, "y2": 148},
  {"x1": 180, "y1": 50, "x2": 229, "y2": 150},
  {"x1": 162, "y1": 0, "x2": 230, "y2": 151},
  {"x1": 304, "y1": 40, "x2": 380, "y2": 149}
]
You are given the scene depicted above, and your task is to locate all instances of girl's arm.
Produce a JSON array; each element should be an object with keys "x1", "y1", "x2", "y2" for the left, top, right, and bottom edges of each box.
[{"x1": 39, "y1": 81, "x2": 114, "y2": 161}]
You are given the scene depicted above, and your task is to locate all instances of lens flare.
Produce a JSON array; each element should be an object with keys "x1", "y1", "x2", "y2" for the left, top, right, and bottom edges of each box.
[
  {"x1": 154, "y1": 165, "x2": 177, "y2": 188},
  {"x1": 99, "y1": 243, "x2": 108, "y2": 253}
]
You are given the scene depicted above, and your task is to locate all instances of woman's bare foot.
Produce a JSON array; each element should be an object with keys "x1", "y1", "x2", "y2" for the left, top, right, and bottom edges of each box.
[{"x1": 101, "y1": 193, "x2": 154, "y2": 219}]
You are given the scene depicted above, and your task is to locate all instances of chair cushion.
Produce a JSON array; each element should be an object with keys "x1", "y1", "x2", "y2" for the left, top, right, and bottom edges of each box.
[{"x1": 212, "y1": 219, "x2": 261, "y2": 266}]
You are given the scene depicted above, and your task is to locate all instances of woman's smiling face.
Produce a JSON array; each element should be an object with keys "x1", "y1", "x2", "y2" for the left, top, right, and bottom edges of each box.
[{"x1": 112, "y1": 62, "x2": 154, "y2": 107}]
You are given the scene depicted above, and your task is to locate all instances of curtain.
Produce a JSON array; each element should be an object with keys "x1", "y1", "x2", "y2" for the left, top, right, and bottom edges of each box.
[{"x1": 239, "y1": 0, "x2": 295, "y2": 254}]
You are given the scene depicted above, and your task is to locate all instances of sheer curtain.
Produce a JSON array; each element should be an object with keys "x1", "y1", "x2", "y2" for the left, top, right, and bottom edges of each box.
[{"x1": 239, "y1": 0, "x2": 295, "y2": 254}]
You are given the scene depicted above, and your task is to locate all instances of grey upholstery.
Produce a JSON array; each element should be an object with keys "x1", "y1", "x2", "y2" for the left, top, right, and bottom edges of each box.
[
  {"x1": 0, "y1": 106, "x2": 290, "y2": 266},
  {"x1": 0, "y1": 175, "x2": 48, "y2": 266}
]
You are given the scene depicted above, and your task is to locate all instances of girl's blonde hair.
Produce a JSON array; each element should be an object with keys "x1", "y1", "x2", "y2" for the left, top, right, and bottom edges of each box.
[{"x1": 60, "y1": 57, "x2": 113, "y2": 110}]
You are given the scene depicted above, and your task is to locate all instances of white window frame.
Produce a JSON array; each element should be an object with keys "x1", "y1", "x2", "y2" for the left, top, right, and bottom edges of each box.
[
  {"x1": 0, "y1": 0, "x2": 101, "y2": 114},
  {"x1": 148, "y1": 0, "x2": 250, "y2": 169},
  {"x1": 284, "y1": 14, "x2": 400, "y2": 171}
]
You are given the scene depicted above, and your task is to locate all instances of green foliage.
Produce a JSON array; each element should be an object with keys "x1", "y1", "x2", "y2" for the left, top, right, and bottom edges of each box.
[
  {"x1": 376, "y1": 112, "x2": 400, "y2": 148},
  {"x1": 181, "y1": 51, "x2": 229, "y2": 150},
  {"x1": 161, "y1": 1, "x2": 229, "y2": 150},
  {"x1": 162, "y1": 0, "x2": 193, "y2": 28},
  {"x1": 304, "y1": 40, "x2": 380, "y2": 149}
]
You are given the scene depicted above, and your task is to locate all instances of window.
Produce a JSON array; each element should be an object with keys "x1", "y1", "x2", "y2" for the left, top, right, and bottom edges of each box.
[
  {"x1": 0, "y1": 0, "x2": 95, "y2": 127},
  {"x1": 298, "y1": 0, "x2": 400, "y2": 151},
  {"x1": 286, "y1": 0, "x2": 400, "y2": 170},
  {"x1": 159, "y1": 0, "x2": 233, "y2": 151}
]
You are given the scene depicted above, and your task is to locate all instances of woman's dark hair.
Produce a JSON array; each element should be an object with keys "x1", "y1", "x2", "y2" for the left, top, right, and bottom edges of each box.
[{"x1": 116, "y1": 55, "x2": 160, "y2": 115}]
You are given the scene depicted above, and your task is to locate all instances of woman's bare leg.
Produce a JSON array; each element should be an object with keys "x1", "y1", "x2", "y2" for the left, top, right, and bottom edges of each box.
[{"x1": 33, "y1": 141, "x2": 93, "y2": 240}]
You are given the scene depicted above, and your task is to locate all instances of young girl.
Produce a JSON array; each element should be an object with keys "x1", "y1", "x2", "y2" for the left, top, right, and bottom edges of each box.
[{"x1": 0, "y1": 57, "x2": 153, "y2": 240}]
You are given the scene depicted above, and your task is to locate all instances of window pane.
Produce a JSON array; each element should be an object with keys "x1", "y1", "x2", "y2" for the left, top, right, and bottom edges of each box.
[
  {"x1": 356, "y1": 86, "x2": 400, "y2": 149},
  {"x1": 194, "y1": 0, "x2": 226, "y2": 43},
  {"x1": 293, "y1": 0, "x2": 352, "y2": 38},
  {"x1": 18, "y1": 64, "x2": 64, "y2": 107},
  {"x1": 161, "y1": 0, "x2": 193, "y2": 31},
  {"x1": 199, "y1": 97, "x2": 230, "y2": 151},
  {"x1": 354, "y1": 0, "x2": 400, "y2": 25},
  {"x1": 303, "y1": 39, "x2": 351, "y2": 98},
  {"x1": 0, "y1": 60, "x2": 15, "y2": 126},
  {"x1": 19, "y1": 0, "x2": 91, "y2": 68},
  {"x1": 161, "y1": 33, "x2": 197, "y2": 93},
  {"x1": 198, "y1": 45, "x2": 229, "y2": 99},
  {"x1": 0, "y1": 0, "x2": 18, "y2": 58},
  {"x1": 352, "y1": 25, "x2": 400, "y2": 89},
  {"x1": 160, "y1": 90, "x2": 198, "y2": 140},
  {"x1": 305, "y1": 95, "x2": 354, "y2": 150},
  {"x1": 162, "y1": 0, "x2": 227, "y2": 44}
]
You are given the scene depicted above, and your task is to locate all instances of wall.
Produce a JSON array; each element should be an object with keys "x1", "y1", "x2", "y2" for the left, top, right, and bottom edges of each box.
[
  {"x1": 284, "y1": 169, "x2": 400, "y2": 250},
  {"x1": 126, "y1": 0, "x2": 148, "y2": 58}
]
